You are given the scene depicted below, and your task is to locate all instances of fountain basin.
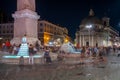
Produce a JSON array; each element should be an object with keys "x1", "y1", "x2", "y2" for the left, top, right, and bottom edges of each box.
[
  {"x1": 2, "y1": 54, "x2": 44, "y2": 64},
  {"x1": 3, "y1": 55, "x2": 42, "y2": 58}
]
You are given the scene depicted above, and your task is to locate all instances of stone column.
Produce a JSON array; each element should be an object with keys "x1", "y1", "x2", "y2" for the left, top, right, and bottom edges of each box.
[
  {"x1": 83, "y1": 35, "x2": 85, "y2": 46},
  {"x1": 92, "y1": 35, "x2": 94, "y2": 47},
  {"x1": 81, "y1": 35, "x2": 83, "y2": 47},
  {"x1": 89, "y1": 33, "x2": 90, "y2": 47},
  {"x1": 17, "y1": 0, "x2": 35, "y2": 11},
  {"x1": 80, "y1": 35, "x2": 81, "y2": 47}
]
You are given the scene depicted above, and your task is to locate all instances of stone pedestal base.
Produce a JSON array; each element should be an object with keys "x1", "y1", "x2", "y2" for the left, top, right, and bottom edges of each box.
[
  {"x1": 11, "y1": 9, "x2": 40, "y2": 46},
  {"x1": 12, "y1": 9, "x2": 40, "y2": 38},
  {"x1": 10, "y1": 37, "x2": 41, "y2": 46}
]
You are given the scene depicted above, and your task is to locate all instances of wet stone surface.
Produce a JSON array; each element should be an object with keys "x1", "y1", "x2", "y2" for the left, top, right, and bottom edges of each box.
[{"x1": 0, "y1": 55, "x2": 120, "y2": 80}]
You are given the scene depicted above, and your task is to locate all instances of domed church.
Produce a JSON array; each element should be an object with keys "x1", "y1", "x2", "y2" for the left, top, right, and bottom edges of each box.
[{"x1": 75, "y1": 9, "x2": 119, "y2": 47}]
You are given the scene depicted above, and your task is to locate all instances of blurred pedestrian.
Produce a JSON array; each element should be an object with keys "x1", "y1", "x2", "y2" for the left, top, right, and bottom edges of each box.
[
  {"x1": 44, "y1": 50, "x2": 52, "y2": 63},
  {"x1": 5, "y1": 40, "x2": 11, "y2": 52},
  {"x1": 19, "y1": 56, "x2": 24, "y2": 70},
  {"x1": 2, "y1": 42, "x2": 6, "y2": 51},
  {"x1": 29, "y1": 44, "x2": 34, "y2": 64}
]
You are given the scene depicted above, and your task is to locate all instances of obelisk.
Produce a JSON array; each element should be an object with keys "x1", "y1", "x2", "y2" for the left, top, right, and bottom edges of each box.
[{"x1": 11, "y1": 0, "x2": 40, "y2": 45}]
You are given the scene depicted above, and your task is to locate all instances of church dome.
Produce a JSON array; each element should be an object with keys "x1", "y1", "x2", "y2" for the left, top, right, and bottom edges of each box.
[
  {"x1": 81, "y1": 16, "x2": 102, "y2": 25},
  {"x1": 81, "y1": 9, "x2": 102, "y2": 25}
]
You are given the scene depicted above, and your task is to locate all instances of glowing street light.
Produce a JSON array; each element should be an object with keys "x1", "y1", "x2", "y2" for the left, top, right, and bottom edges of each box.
[{"x1": 86, "y1": 25, "x2": 92, "y2": 29}]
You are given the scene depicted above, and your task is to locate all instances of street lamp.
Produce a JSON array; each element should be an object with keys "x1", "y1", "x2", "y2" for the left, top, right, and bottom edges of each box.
[
  {"x1": 86, "y1": 25, "x2": 92, "y2": 29},
  {"x1": 86, "y1": 24, "x2": 92, "y2": 46}
]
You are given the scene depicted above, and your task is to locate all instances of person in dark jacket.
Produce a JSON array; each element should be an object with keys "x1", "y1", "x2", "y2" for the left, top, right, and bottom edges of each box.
[{"x1": 44, "y1": 50, "x2": 52, "y2": 63}]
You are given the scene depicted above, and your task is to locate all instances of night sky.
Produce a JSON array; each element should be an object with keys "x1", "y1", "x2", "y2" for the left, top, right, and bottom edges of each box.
[{"x1": 0, "y1": 0, "x2": 120, "y2": 39}]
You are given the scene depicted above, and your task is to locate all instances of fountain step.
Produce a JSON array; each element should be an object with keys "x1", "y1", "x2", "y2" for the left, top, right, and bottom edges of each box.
[{"x1": 2, "y1": 55, "x2": 44, "y2": 64}]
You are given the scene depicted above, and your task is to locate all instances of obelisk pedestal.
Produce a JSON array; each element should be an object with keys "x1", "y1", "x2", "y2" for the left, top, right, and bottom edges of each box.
[{"x1": 11, "y1": 0, "x2": 40, "y2": 45}]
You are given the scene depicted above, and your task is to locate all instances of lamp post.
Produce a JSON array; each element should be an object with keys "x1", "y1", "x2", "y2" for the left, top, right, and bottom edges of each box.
[{"x1": 86, "y1": 25, "x2": 92, "y2": 47}]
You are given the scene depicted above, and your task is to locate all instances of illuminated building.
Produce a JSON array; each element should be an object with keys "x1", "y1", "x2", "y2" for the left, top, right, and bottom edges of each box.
[
  {"x1": 75, "y1": 9, "x2": 119, "y2": 47},
  {"x1": 0, "y1": 20, "x2": 70, "y2": 46},
  {"x1": 38, "y1": 20, "x2": 70, "y2": 46}
]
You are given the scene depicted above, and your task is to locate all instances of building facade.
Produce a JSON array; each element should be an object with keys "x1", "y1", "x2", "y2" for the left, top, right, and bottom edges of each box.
[
  {"x1": 0, "y1": 23, "x2": 14, "y2": 40},
  {"x1": 0, "y1": 20, "x2": 70, "y2": 46},
  {"x1": 38, "y1": 20, "x2": 70, "y2": 46},
  {"x1": 75, "y1": 9, "x2": 119, "y2": 47}
]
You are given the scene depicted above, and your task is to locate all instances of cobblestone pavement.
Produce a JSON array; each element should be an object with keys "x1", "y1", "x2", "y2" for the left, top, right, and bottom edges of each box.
[{"x1": 0, "y1": 51, "x2": 120, "y2": 80}]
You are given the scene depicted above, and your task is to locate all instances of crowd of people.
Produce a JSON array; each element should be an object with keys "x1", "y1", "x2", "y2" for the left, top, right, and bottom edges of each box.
[
  {"x1": 1, "y1": 39, "x2": 52, "y2": 64},
  {"x1": 57, "y1": 46, "x2": 120, "y2": 63},
  {"x1": 1, "y1": 40, "x2": 40, "y2": 55},
  {"x1": 1, "y1": 40, "x2": 11, "y2": 52},
  {"x1": 1, "y1": 39, "x2": 120, "y2": 64}
]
